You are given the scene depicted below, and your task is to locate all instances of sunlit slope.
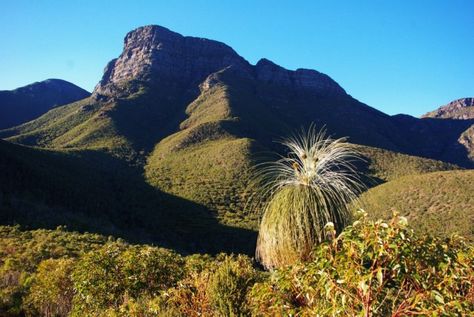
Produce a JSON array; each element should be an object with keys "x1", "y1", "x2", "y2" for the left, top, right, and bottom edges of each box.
[
  {"x1": 145, "y1": 71, "x2": 461, "y2": 229},
  {"x1": 359, "y1": 170, "x2": 474, "y2": 240},
  {"x1": 0, "y1": 81, "x2": 196, "y2": 162}
]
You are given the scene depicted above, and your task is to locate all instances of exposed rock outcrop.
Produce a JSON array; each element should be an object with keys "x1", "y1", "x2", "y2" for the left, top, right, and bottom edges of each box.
[
  {"x1": 94, "y1": 25, "x2": 346, "y2": 98},
  {"x1": 422, "y1": 98, "x2": 474, "y2": 119},
  {"x1": 255, "y1": 58, "x2": 346, "y2": 95},
  {"x1": 94, "y1": 25, "x2": 251, "y2": 96}
]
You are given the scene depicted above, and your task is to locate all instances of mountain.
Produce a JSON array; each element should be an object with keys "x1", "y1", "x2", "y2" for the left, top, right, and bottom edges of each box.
[
  {"x1": 0, "y1": 138, "x2": 256, "y2": 254},
  {"x1": 1, "y1": 26, "x2": 472, "y2": 166},
  {"x1": 0, "y1": 25, "x2": 470, "y2": 246},
  {"x1": 0, "y1": 79, "x2": 90, "y2": 129},
  {"x1": 421, "y1": 97, "x2": 474, "y2": 162},
  {"x1": 422, "y1": 97, "x2": 474, "y2": 119},
  {"x1": 359, "y1": 170, "x2": 474, "y2": 241}
]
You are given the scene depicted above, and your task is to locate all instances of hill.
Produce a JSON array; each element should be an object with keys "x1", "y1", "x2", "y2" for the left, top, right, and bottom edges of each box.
[
  {"x1": 0, "y1": 139, "x2": 256, "y2": 254},
  {"x1": 357, "y1": 145, "x2": 459, "y2": 184},
  {"x1": 0, "y1": 79, "x2": 90, "y2": 129},
  {"x1": 0, "y1": 25, "x2": 469, "y2": 241},
  {"x1": 359, "y1": 170, "x2": 474, "y2": 241},
  {"x1": 422, "y1": 97, "x2": 474, "y2": 119},
  {"x1": 1, "y1": 26, "x2": 473, "y2": 167}
]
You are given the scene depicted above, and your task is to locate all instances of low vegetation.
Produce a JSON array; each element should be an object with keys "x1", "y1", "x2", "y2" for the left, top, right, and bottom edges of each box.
[
  {"x1": 360, "y1": 170, "x2": 474, "y2": 241},
  {"x1": 357, "y1": 145, "x2": 459, "y2": 184},
  {"x1": 1, "y1": 212, "x2": 472, "y2": 316}
]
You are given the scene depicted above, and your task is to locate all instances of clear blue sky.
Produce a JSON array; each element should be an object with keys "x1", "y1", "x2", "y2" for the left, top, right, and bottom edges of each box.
[{"x1": 1, "y1": 1, "x2": 473, "y2": 117}]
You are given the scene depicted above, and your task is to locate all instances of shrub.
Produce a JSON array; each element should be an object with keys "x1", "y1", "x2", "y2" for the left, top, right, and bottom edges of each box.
[
  {"x1": 119, "y1": 245, "x2": 185, "y2": 298},
  {"x1": 249, "y1": 212, "x2": 474, "y2": 316},
  {"x1": 71, "y1": 243, "x2": 185, "y2": 316},
  {"x1": 24, "y1": 258, "x2": 75, "y2": 317},
  {"x1": 254, "y1": 126, "x2": 364, "y2": 269},
  {"x1": 158, "y1": 254, "x2": 260, "y2": 316},
  {"x1": 71, "y1": 243, "x2": 127, "y2": 316},
  {"x1": 208, "y1": 255, "x2": 260, "y2": 316}
]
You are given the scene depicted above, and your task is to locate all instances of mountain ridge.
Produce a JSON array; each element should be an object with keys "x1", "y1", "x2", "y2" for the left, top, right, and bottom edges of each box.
[
  {"x1": 0, "y1": 79, "x2": 90, "y2": 129},
  {"x1": 422, "y1": 97, "x2": 474, "y2": 119},
  {"x1": 0, "y1": 24, "x2": 472, "y2": 241}
]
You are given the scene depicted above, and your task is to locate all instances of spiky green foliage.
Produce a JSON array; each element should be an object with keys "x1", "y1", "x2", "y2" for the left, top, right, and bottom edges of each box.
[
  {"x1": 254, "y1": 127, "x2": 365, "y2": 269},
  {"x1": 359, "y1": 170, "x2": 474, "y2": 241}
]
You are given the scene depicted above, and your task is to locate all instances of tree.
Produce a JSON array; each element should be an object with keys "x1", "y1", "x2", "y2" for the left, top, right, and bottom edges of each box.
[{"x1": 254, "y1": 126, "x2": 364, "y2": 269}]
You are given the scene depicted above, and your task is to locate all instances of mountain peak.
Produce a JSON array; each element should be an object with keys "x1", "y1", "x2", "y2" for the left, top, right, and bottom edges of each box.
[
  {"x1": 0, "y1": 79, "x2": 90, "y2": 129},
  {"x1": 422, "y1": 97, "x2": 474, "y2": 119},
  {"x1": 94, "y1": 25, "x2": 250, "y2": 96},
  {"x1": 94, "y1": 25, "x2": 346, "y2": 98}
]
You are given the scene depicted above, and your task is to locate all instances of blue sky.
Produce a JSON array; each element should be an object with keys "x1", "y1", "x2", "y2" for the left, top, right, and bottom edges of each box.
[{"x1": 0, "y1": 1, "x2": 472, "y2": 117}]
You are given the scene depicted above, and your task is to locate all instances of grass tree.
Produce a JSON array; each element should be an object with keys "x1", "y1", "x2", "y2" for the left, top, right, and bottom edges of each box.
[{"x1": 254, "y1": 125, "x2": 365, "y2": 269}]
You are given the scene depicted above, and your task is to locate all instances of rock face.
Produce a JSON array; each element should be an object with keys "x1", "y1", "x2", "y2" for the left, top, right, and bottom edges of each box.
[
  {"x1": 255, "y1": 58, "x2": 346, "y2": 95},
  {"x1": 94, "y1": 25, "x2": 251, "y2": 95},
  {"x1": 422, "y1": 98, "x2": 474, "y2": 119},
  {"x1": 94, "y1": 25, "x2": 345, "y2": 98},
  {"x1": 0, "y1": 79, "x2": 90, "y2": 129},
  {"x1": 421, "y1": 98, "x2": 474, "y2": 164}
]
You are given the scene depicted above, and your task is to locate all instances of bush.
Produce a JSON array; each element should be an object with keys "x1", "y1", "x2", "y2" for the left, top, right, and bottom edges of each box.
[
  {"x1": 24, "y1": 258, "x2": 75, "y2": 317},
  {"x1": 208, "y1": 255, "x2": 260, "y2": 316},
  {"x1": 249, "y1": 211, "x2": 474, "y2": 316},
  {"x1": 71, "y1": 243, "x2": 185, "y2": 316},
  {"x1": 158, "y1": 254, "x2": 261, "y2": 316}
]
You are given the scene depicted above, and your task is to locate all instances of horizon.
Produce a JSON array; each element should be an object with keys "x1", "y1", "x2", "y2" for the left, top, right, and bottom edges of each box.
[{"x1": 1, "y1": 1, "x2": 473, "y2": 117}]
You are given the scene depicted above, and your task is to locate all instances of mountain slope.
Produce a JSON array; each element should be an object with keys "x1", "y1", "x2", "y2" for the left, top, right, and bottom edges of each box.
[
  {"x1": 0, "y1": 25, "x2": 470, "y2": 244},
  {"x1": 422, "y1": 97, "x2": 474, "y2": 119},
  {"x1": 0, "y1": 139, "x2": 256, "y2": 254},
  {"x1": 359, "y1": 170, "x2": 474, "y2": 241},
  {"x1": 2, "y1": 26, "x2": 472, "y2": 165},
  {"x1": 420, "y1": 97, "x2": 474, "y2": 165},
  {"x1": 0, "y1": 79, "x2": 90, "y2": 129}
]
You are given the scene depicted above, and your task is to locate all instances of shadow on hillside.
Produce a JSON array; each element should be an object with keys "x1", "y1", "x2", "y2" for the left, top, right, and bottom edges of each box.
[
  {"x1": 394, "y1": 117, "x2": 474, "y2": 168},
  {"x1": 0, "y1": 141, "x2": 257, "y2": 255}
]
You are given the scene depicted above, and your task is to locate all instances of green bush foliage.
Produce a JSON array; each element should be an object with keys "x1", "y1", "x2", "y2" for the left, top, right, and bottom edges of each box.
[
  {"x1": 208, "y1": 255, "x2": 260, "y2": 316},
  {"x1": 155, "y1": 254, "x2": 261, "y2": 316},
  {"x1": 24, "y1": 258, "x2": 75, "y2": 317},
  {"x1": 249, "y1": 211, "x2": 474, "y2": 316},
  {"x1": 1, "y1": 214, "x2": 472, "y2": 316},
  {"x1": 0, "y1": 226, "x2": 105, "y2": 316},
  {"x1": 70, "y1": 243, "x2": 185, "y2": 316}
]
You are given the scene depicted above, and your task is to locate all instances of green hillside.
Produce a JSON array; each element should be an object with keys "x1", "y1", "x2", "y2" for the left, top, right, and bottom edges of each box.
[
  {"x1": 359, "y1": 170, "x2": 474, "y2": 240},
  {"x1": 1, "y1": 72, "x2": 462, "y2": 239},
  {"x1": 0, "y1": 140, "x2": 256, "y2": 254},
  {"x1": 0, "y1": 26, "x2": 469, "y2": 258},
  {"x1": 357, "y1": 145, "x2": 459, "y2": 184}
]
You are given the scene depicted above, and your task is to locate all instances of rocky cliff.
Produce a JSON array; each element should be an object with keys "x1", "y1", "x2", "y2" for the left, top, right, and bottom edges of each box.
[
  {"x1": 94, "y1": 25, "x2": 345, "y2": 98},
  {"x1": 422, "y1": 98, "x2": 474, "y2": 119}
]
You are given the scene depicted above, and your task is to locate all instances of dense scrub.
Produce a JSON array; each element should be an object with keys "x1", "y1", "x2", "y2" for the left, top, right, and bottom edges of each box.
[
  {"x1": 357, "y1": 145, "x2": 459, "y2": 184},
  {"x1": 360, "y1": 170, "x2": 474, "y2": 241},
  {"x1": 1, "y1": 212, "x2": 472, "y2": 316}
]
